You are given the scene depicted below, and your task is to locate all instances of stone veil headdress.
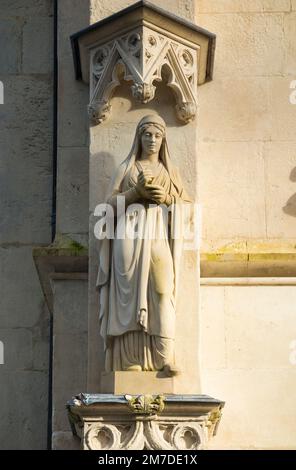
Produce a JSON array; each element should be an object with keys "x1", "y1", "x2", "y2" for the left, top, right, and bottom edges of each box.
[{"x1": 114, "y1": 114, "x2": 189, "y2": 199}]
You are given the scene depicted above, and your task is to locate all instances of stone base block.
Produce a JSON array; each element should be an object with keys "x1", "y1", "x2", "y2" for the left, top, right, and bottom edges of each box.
[
  {"x1": 67, "y1": 394, "x2": 224, "y2": 450},
  {"x1": 101, "y1": 371, "x2": 177, "y2": 394}
]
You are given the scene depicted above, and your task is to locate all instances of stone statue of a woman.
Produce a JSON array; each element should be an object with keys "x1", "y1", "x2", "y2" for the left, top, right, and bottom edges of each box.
[{"x1": 97, "y1": 114, "x2": 191, "y2": 375}]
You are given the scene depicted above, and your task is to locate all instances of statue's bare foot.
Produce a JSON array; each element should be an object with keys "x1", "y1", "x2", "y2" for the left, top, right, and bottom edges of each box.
[
  {"x1": 124, "y1": 365, "x2": 142, "y2": 371},
  {"x1": 162, "y1": 364, "x2": 181, "y2": 377}
]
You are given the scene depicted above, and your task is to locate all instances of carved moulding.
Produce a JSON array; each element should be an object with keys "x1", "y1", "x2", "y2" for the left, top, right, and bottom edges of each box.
[
  {"x1": 67, "y1": 394, "x2": 224, "y2": 450},
  {"x1": 71, "y1": 1, "x2": 216, "y2": 124}
]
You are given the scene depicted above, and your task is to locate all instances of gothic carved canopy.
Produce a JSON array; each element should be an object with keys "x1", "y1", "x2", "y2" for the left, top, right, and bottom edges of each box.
[{"x1": 71, "y1": 0, "x2": 215, "y2": 124}]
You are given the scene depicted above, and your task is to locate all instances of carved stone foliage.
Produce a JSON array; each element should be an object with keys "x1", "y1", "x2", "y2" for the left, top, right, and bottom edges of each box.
[
  {"x1": 68, "y1": 393, "x2": 224, "y2": 451},
  {"x1": 88, "y1": 26, "x2": 198, "y2": 124},
  {"x1": 125, "y1": 394, "x2": 165, "y2": 415}
]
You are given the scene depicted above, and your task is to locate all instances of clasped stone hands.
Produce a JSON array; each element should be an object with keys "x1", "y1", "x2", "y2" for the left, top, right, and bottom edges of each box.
[{"x1": 136, "y1": 168, "x2": 168, "y2": 205}]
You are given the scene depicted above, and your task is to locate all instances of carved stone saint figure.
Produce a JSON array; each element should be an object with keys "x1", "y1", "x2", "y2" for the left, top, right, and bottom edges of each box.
[{"x1": 97, "y1": 114, "x2": 191, "y2": 374}]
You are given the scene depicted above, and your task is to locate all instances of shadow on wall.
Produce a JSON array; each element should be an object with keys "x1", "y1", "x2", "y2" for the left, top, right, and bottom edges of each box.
[
  {"x1": 283, "y1": 167, "x2": 296, "y2": 217},
  {"x1": 91, "y1": 151, "x2": 118, "y2": 204},
  {"x1": 89, "y1": 151, "x2": 117, "y2": 390},
  {"x1": 111, "y1": 77, "x2": 178, "y2": 126}
]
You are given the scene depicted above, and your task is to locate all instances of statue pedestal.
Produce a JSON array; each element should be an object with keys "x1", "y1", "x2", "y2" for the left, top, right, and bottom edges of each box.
[
  {"x1": 67, "y1": 394, "x2": 224, "y2": 450},
  {"x1": 101, "y1": 371, "x2": 177, "y2": 394}
]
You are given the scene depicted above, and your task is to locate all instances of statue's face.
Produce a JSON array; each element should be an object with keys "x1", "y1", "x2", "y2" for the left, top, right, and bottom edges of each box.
[{"x1": 141, "y1": 125, "x2": 163, "y2": 155}]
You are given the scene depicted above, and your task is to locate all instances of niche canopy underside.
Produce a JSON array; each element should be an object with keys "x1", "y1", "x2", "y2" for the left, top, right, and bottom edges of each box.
[{"x1": 71, "y1": 0, "x2": 215, "y2": 124}]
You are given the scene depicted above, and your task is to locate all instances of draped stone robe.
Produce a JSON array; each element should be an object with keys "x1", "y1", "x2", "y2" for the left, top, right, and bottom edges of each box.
[{"x1": 97, "y1": 160, "x2": 191, "y2": 372}]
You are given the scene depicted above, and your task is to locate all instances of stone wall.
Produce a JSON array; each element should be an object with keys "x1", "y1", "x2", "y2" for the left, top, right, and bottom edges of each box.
[
  {"x1": 72, "y1": 0, "x2": 296, "y2": 450},
  {"x1": 1, "y1": 0, "x2": 295, "y2": 451},
  {"x1": 196, "y1": 0, "x2": 296, "y2": 252},
  {"x1": 195, "y1": 0, "x2": 296, "y2": 450},
  {"x1": 56, "y1": 0, "x2": 90, "y2": 246},
  {"x1": 201, "y1": 282, "x2": 296, "y2": 449},
  {"x1": 0, "y1": 0, "x2": 53, "y2": 449}
]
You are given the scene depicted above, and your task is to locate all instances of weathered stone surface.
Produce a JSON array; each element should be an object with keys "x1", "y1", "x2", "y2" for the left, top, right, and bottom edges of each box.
[
  {"x1": 284, "y1": 12, "x2": 296, "y2": 74},
  {"x1": 0, "y1": 20, "x2": 22, "y2": 74},
  {"x1": 203, "y1": 367, "x2": 296, "y2": 450},
  {"x1": 198, "y1": 141, "x2": 266, "y2": 238},
  {"x1": 0, "y1": 247, "x2": 47, "y2": 328},
  {"x1": 52, "y1": 431, "x2": 81, "y2": 450},
  {"x1": 22, "y1": 17, "x2": 53, "y2": 74},
  {"x1": 194, "y1": 5, "x2": 296, "y2": 252},
  {"x1": 59, "y1": 0, "x2": 90, "y2": 21},
  {"x1": 200, "y1": 283, "x2": 296, "y2": 449},
  {"x1": 0, "y1": 145, "x2": 52, "y2": 242},
  {"x1": 0, "y1": 0, "x2": 52, "y2": 17},
  {"x1": 90, "y1": 0, "x2": 140, "y2": 22},
  {"x1": 57, "y1": 73, "x2": 89, "y2": 150},
  {"x1": 57, "y1": 2, "x2": 89, "y2": 148},
  {"x1": 270, "y1": 77, "x2": 296, "y2": 141},
  {"x1": 264, "y1": 142, "x2": 296, "y2": 238},
  {"x1": 52, "y1": 279, "x2": 88, "y2": 431},
  {"x1": 101, "y1": 371, "x2": 176, "y2": 394},
  {"x1": 87, "y1": 214, "x2": 103, "y2": 391},
  {"x1": 90, "y1": 0, "x2": 195, "y2": 22},
  {"x1": 200, "y1": 240, "x2": 296, "y2": 277},
  {"x1": 196, "y1": 0, "x2": 291, "y2": 13},
  {"x1": 56, "y1": 147, "x2": 89, "y2": 235},
  {"x1": 53, "y1": 332, "x2": 88, "y2": 430},
  {"x1": 196, "y1": 13, "x2": 285, "y2": 78},
  {"x1": 224, "y1": 285, "x2": 296, "y2": 369},
  {"x1": 0, "y1": 370, "x2": 48, "y2": 449},
  {"x1": 0, "y1": 75, "x2": 52, "y2": 244},
  {"x1": 0, "y1": 75, "x2": 52, "y2": 133},
  {"x1": 32, "y1": 314, "x2": 50, "y2": 371},
  {"x1": 0, "y1": 0, "x2": 53, "y2": 451},
  {"x1": 200, "y1": 287, "x2": 226, "y2": 369},
  {"x1": 198, "y1": 78, "x2": 271, "y2": 142},
  {"x1": 53, "y1": 280, "x2": 88, "y2": 335},
  {"x1": 0, "y1": 328, "x2": 33, "y2": 370}
]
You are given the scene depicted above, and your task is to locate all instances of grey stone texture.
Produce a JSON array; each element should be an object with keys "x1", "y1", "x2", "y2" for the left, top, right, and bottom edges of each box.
[
  {"x1": 56, "y1": 1, "x2": 90, "y2": 237},
  {"x1": 0, "y1": 370, "x2": 48, "y2": 449},
  {"x1": 22, "y1": 17, "x2": 53, "y2": 74},
  {"x1": 56, "y1": 147, "x2": 89, "y2": 236},
  {"x1": 0, "y1": 0, "x2": 53, "y2": 450},
  {"x1": 0, "y1": 19, "x2": 22, "y2": 74},
  {"x1": 0, "y1": 0, "x2": 52, "y2": 17},
  {"x1": 52, "y1": 431, "x2": 81, "y2": 450},
  {"x1": 52, "y1": 279, "x2": 88, "y2": 439},
  {"x1": 0, "y1": 75, "x2": 53, "y2": 245}
]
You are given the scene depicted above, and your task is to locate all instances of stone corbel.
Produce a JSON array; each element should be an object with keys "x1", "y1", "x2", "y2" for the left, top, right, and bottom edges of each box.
[
  {"x1": 67, "y1": 394, "x2": 224, "y2": 450},
  {"x1": 71, "y1": 0, "x2": 215, "y2": 124}
]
